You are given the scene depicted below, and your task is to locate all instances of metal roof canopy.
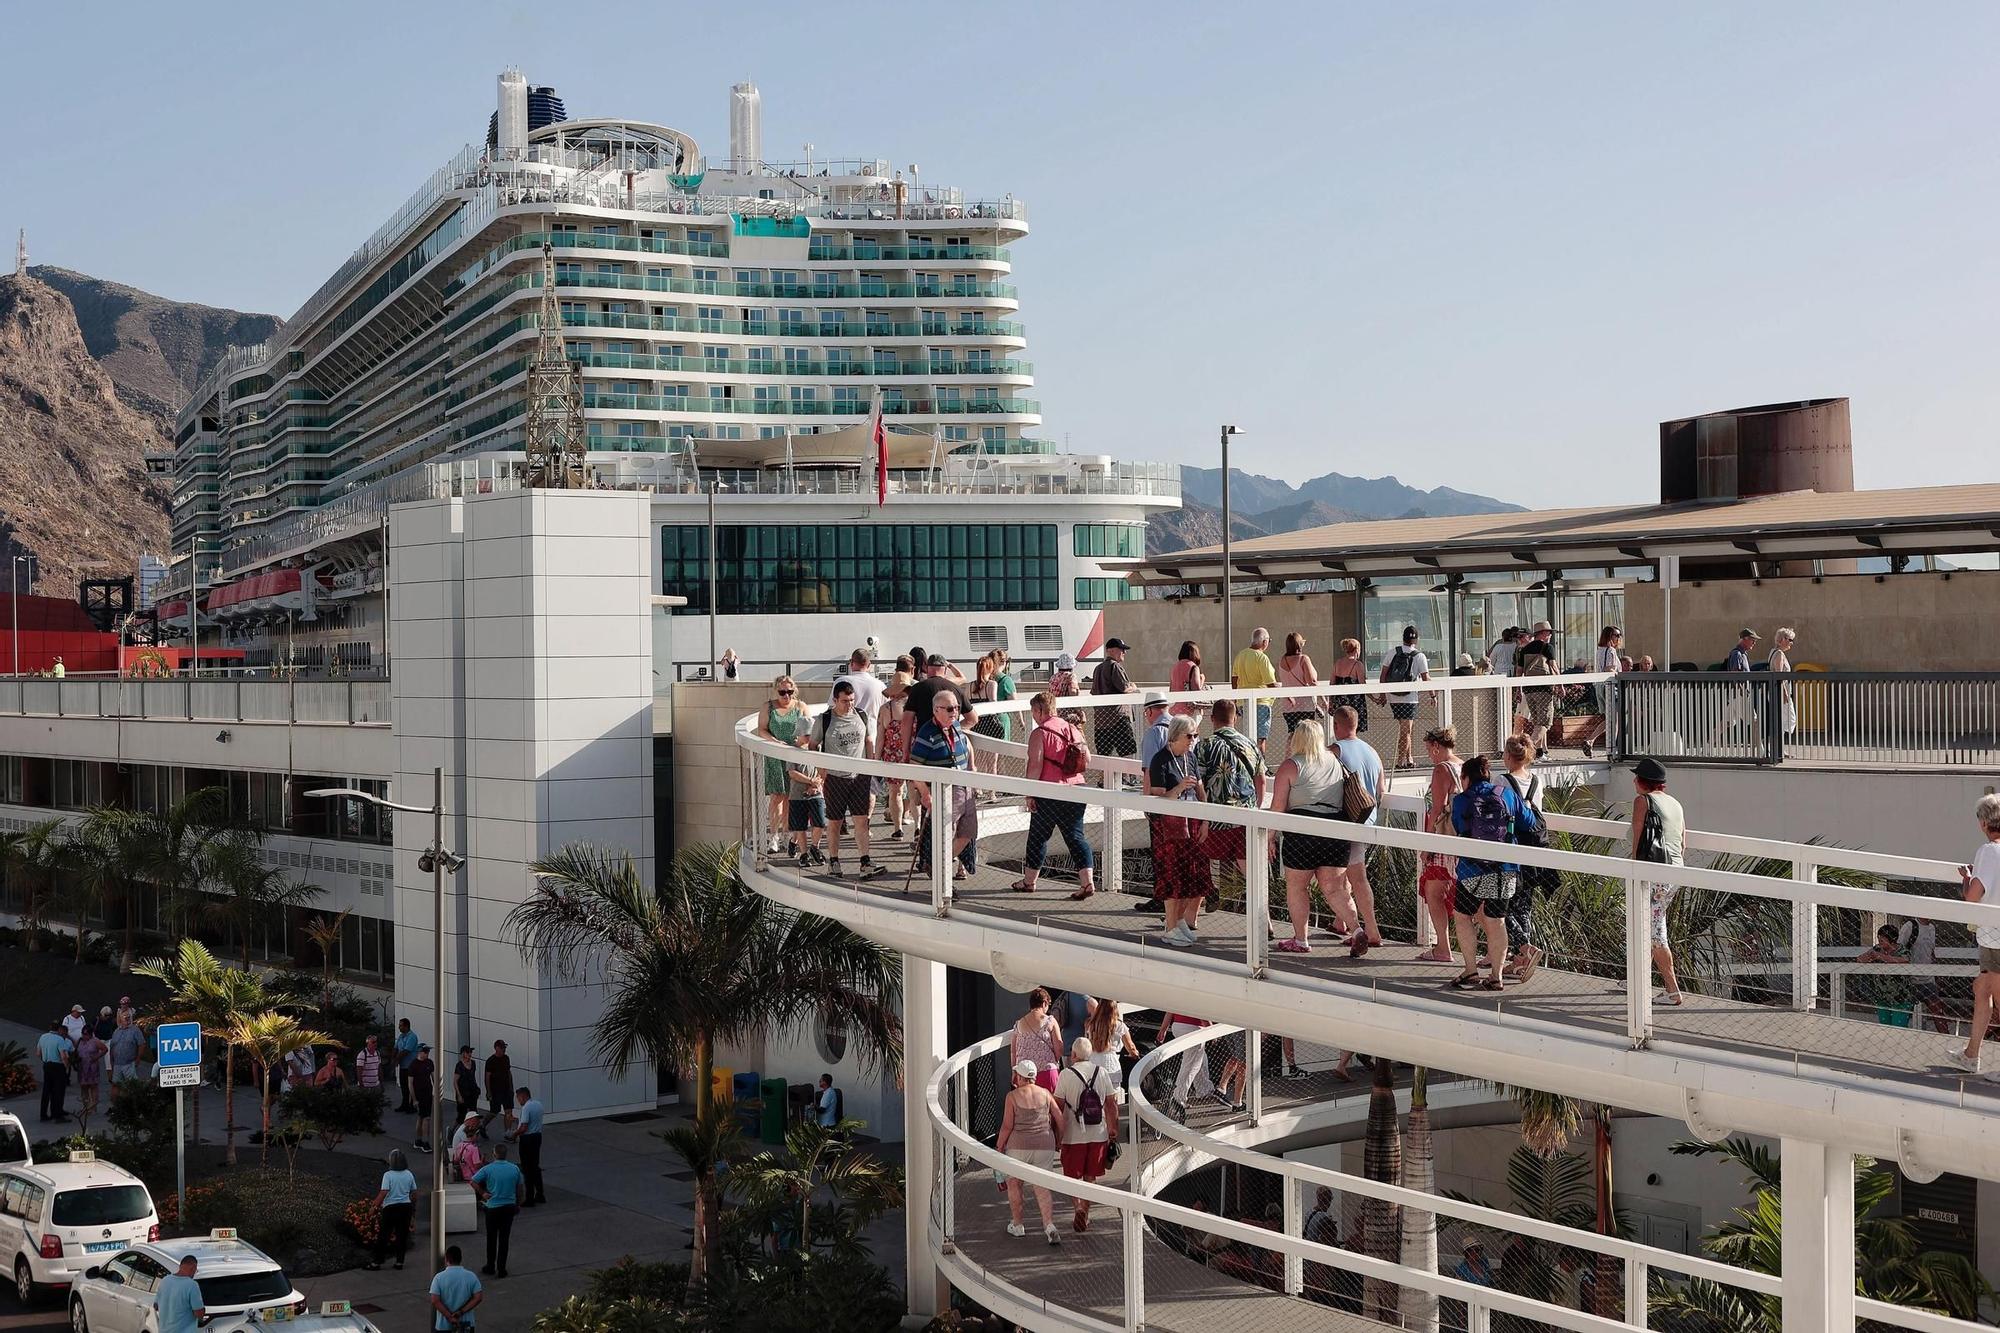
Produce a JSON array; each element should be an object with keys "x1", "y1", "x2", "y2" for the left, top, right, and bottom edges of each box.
[{"x1": 1117, "y1": 483, "x2": 2000, "y2": 585}]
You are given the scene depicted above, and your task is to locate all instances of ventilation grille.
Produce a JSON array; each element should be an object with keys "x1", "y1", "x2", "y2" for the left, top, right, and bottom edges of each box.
[
  {"x1": 1023, "y1": 625, "x2": 1066, "y2": 654},
  {"x1": 967, "y1": 626, "x2": 1010, "y2": 653}
]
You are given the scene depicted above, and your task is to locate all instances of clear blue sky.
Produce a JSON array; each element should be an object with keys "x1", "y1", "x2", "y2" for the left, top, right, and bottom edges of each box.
[{"x1": 8, "y1": 3, "x2": 1996, "y2": 503}]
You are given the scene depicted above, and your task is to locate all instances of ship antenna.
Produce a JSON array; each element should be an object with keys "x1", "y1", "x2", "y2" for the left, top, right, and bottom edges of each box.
[{"x1": 523, "y1": 241, "x2": 587, "y2": 488}]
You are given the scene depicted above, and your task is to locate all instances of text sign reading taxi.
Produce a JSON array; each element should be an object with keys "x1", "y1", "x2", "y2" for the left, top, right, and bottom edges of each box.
[{"x1": 155, "y1": 1022, "x2": 203, "y2": 1067}]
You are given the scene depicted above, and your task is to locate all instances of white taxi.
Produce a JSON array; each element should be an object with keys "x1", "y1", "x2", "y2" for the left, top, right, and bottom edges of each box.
[
  {"x1": 217, "y1": 1301, "x2": 382, "y2": 1333},
  {"x1": 66, "y1": 1231, "x2": 307, "y2": 1332},
  {"x1": 0, "y1": 1155, "x2": 158, "y2": 1305},
  {"x1": 0, "y1": 1112, "x2": 28, "y2": 1168}
]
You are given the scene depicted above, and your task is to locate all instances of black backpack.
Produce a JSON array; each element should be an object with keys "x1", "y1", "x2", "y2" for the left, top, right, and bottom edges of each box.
[
  {"x1": 1385, "y1": 647, "x2": 1417, "y2": 684},
  {"x1": 1075, "y1": 1067, "x2": 1105, "y2": 1127}
]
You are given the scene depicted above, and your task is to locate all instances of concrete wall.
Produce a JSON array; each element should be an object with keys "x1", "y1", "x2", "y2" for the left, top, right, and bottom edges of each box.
[
  {"x1": 1626, "y1": 571, "x2": 2000, "y2": 672},
  {"x1": 0, "y1": 713, "x2": 393, "y2": 779},
  {"x1": 670, "y1": 680, "x2": 770, "y2": 854},
  {"x1": 1666, "y1": 763, "x2": 1996, "y2": 863},
  {"x1": 1104, "y1": 591, "x2": 1362, "y2": 687},
  {"x1": 390, "y1": 489, "x2": 657, "y2": 1122}
]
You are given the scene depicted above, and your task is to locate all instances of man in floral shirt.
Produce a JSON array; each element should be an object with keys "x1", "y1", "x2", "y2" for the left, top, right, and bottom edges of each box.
[{"x1": 1193, "y1": 698, "x2": 1266, "y2": 880}]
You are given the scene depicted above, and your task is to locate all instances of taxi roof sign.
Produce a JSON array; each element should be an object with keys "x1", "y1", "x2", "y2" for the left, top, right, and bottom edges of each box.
[
  {"x1": 68, "y1": 1149, "x2": 96, "y2": 1163},
  {"x1": 210, "y1": 1227, "x2": 238, "y2": 1239},
  {"x1": 320, "y1": 1302, "x2": 353, "y2": 1315}
]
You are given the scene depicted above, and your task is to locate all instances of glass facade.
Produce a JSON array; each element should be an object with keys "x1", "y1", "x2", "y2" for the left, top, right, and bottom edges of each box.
[
  {"x1": 1073, "y1": 522, "x2": 1145, "y2": 559},
  {"x1": 1074, "y1": 578, "x2": 1144, "y2": 610},
  {"x1": 662, "y1": 523, "x2": 1059, "y2": 615}
]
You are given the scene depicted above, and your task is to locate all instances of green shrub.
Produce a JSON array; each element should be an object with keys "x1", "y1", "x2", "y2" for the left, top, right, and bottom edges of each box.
[
  {"x1": 588, "y1": 1257, "x2": 690, "y2": 1305},
  {"x1": 280, "y1": 1083, "x2": 385, "y2": 1138},
  {"x1": 699, "y1": 1252, "x2": 902, "y2": 1333},
  {"x1": 0, "y1": 1041, "x2": 34, "y2": 1098},
  {"x1": 532, "y1": 1295, "x2": 685, "y2": 1333}
]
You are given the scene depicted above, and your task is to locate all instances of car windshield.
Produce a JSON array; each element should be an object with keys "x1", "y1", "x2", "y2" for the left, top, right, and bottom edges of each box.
[
  {"x1": 197, "y1": 1267, "x2": 292, "y2": 1306},
  {"x1": 51, "y1": 1185, "x2": 151, "y2": 1227},
  {"x1": 0, "y1": 1124, "x2": 27, "y2": 1164}
]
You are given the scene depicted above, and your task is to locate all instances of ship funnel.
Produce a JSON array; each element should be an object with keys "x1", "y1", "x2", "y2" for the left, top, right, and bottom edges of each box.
[
  {"x1": 497, "y1": 68, "x2": 529, "y2": 157},
  {"x1": 730, "y1": 81, "x2": 762, "y2": 171}
]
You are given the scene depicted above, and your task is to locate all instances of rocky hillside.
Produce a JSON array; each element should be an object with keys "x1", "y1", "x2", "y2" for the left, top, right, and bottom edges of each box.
[
  {"x1": 0, "y1": 273, "x2": 171, "y2": 590},
  {"x1": 28, "y1": 267, "x2": 279, "y2": 427},
  {"x1": 1180, "y1": 466, "x2": 1522, "y2": 521}
]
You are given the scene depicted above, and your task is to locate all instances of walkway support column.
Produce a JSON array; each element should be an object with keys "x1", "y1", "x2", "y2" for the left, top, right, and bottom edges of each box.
[
  {"x1": 904, "y1": 954, "x2": 949, "y2": 1320},
  {"x1": 1780, "y1": 1137, "x2": 1855, "y2": 1333}
]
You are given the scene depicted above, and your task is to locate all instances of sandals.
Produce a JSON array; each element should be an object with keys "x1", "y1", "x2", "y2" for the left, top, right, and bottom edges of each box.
[
  {"x1": 1349, "y1": 936, "x2": 1371, "y2": 959},
  {"x1": 1480, "y1": 977, "x2": 1505, "y2": 992},
  {"x1": 1009, "y1": 879, "x2": 1035, "y2": 893},
  {"x1": 1418, "y1": 949, "x2": 1456, "y2": 964},
  {"x1": 1067, "y1": 888, "x2": 1096, "y2": 901},
  {"x1": 1448, "y1": 971, "x2": 1482, "y2": 990}
]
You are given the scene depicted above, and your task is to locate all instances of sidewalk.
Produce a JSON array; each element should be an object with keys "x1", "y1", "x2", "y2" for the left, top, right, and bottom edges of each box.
[{"x1": 1, "y1": 1017, "x2": 908, "y2": 1330}]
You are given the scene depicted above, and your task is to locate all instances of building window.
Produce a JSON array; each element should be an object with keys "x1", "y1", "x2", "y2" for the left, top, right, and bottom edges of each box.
[
  {"x1": 660, "y1": 522, "x2": 1060, "y2": 616},
  {"x1": 1073, "y1": 523, "x2": 1146, "y2": 560},
  {"x1": 1074, "y1": 578, "x2": 1143, "y2": 610}
]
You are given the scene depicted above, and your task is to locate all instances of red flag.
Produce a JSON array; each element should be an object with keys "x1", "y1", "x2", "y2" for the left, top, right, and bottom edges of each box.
[{"x1": 871, "y1": 401, "x2": 888, "y2": 506}]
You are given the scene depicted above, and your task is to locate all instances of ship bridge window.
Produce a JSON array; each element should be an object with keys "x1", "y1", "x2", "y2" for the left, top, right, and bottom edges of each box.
[{"x1": 1074, "y1": 523, "x2": 1146, "y2": 560}]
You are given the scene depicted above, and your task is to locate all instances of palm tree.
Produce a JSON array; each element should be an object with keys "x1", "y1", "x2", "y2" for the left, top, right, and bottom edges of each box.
[
  {"x1": 302, "y1": 910, "x2": 351, "y2": 1007},
  {"x1": 225, "y1": 1011, "x2": 336, "y2": 1168},
  {"x1": 1399, "y1": 1066, "x2": 1439, "y2": 1332},
  {"x1": 1446, "y1": 1146, "x2": 1600, "y2": 1316},
  {"x1": 1360, "y1": 1057, "x2": 1402, "y2": 1323},
  {"x1": 126, "y1": 786, "x2": 229, "y2": 971},
  {"x1": 202, "y1": 830, "x2": 323, "y2": 969},
  {"x1": 1651, "y1": 1139, "x2": 1993, "y2": 1331},
  {"x1": 66, "y1": 812, "x2": 137, "y2": 963},
  {"x1": 1506, "y1": 1084, "x2": 1622, "y2": 1318},
  {"x1": 657, "y1": 1094, "x2": 747, "y2": 1286},
  {"x1": 13, "y1": 818, "x2": 71, "y2": 950},
  {"x1": 731, "y1": 1116, "x2": 905, "y2": 1258},
  {"x1": 135, "y1": 939, "x2": 281, "y2": 1165},
  {"x1": 506, "y1": 840, "x2": 902, "y2": 1289}
]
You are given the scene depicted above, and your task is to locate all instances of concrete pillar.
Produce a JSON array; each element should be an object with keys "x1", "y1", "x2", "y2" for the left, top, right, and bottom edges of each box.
[
  {"x1": 1780, "y1": 1138, "x2": 1855, "y2": 1333},
  {"x1": 903, "y1": 954, "x2": 949, "y2": 1318}
]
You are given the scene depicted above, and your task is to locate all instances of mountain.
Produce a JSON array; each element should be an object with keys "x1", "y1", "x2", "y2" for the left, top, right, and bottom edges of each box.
[
  {"x1": 27, "y1": 267, "x2": 279, "y2": 426},
  {"x1": 1243, "y1": 498, "x2": 1371, "y2": 535},
  {"x1": 0, "y1": 273, "x2": 171, "y2": 592},
  {"x1": 1146, "y1": 499, "x2": 1270, "y2": 556},
  {"x1": 1180, "y1": 466, "x2": 1522, "y2": 521}
]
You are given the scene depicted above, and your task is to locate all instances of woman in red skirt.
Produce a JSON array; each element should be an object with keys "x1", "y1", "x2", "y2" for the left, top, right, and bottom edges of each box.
[{"x1": 1147, "y1": 715, "x2": 1211, "y2": 947}]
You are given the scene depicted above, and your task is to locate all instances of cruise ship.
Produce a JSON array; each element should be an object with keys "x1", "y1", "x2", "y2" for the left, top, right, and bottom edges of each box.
[{"x1": 162, "y1": 71, "x2": 1179, "y2": 678}]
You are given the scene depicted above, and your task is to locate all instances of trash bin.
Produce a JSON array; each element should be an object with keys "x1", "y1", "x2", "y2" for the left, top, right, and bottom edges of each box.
[
  {"x1": 711, "y1": 1066, "x2": 733, "y2": 1107},
  {"x1": 788, "y1": 1083, "x2": 815, "y2": 1124},
  {"x1": 732, "y1": 1071, "x2": 761, "y2": 1105},
  {"x1": 761, "y1": 1077, "x2": 788, "y2": 1143}
]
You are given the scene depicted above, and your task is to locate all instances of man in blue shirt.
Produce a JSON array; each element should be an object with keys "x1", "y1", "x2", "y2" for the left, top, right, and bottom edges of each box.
[
  {"x1": 816, "y1": 1074, "x2": 840, "y2": 1127},
  {"x1": 152, "y1": 1255, "x2": 206, "y2": 1333},
  {"x1": 428, "y1": 1245, "x2": 483, "y2": 1331},
  {"x1": 470, "y1": 1143, "x2": 524, "y2": 1277},
  {"x1": 1137, "y1": 693, "x2": 1171, "y2": 771},
  {"x1": 510, "y1": 1086, "x2": 547, "y2": 1206},
  {"x1": 393, "y1": 1018, "x2": 420, "y2": 1113},
  {"x1": 36, "y1": 1019, "x2": 73, "y2": 1121}
]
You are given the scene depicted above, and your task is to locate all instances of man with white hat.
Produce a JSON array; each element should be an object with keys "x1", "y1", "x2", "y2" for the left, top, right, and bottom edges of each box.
[{"x1": 62, "y1": 1004, "x2": 87, "y2": 1044}]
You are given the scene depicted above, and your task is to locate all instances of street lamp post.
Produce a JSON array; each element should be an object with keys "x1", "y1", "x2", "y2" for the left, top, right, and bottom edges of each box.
[
  {"x1": 1220, "y1": 425, "x2": 1243, "y2": 659},
  {"x1": 306, "y1": 770, "x2": 458, "y2": 1273}
]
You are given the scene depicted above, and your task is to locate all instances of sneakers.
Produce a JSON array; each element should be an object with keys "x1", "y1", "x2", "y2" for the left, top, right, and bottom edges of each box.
[
  {"x1": 1161, "y1": 924, "x2": 1194, "y2": 948},
  {"x1": 1272, "y1": 937, "x2": 1311, "y2": 954},
  {"x1": 1045, "y1": 1224, "x2": 1061, "y2": 1246},
  {"x1": 857, "y1": 860, "x2": 887, "y2": 881},
  {"x1": 1950, "y1": 1050, "x2": 1981, "y2": 1073},
  {"x1": 889, "y1": 827, "x2": 905, "y2": 841},
  {"x1": 1006, "y1": 1221, "x2": 1026, "y2": 1238},
  {"x1": 826, "y1": 857, "x2": 844, "y2": 877},
  {"x1": 1283, "y1": 1064, "x2": 1307, "y2": 1079}
]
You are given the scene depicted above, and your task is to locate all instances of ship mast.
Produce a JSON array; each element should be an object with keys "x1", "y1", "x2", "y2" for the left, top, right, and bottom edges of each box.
[{"x1": 523, "y1": 241, "x2": 586, "y2": 488}]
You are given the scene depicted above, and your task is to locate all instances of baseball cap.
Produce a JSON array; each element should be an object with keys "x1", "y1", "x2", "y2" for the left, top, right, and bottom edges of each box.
[
  {"x1": 1401, "y1": 625, "x2": 1419, "y2": 643},
  {"x1": 1739, "y1": 627, "x2": 1761, "y2": 639},
  {"x1": 70, "y1": 1004, "x2": 83, "y2": 1014},
  {"x1": 1104, "y1": 637, "x2": 1130, "y2": 651},
  {"x1": 1012, "y1": 1059, "x2": 1039, "y2": 1080},
  {"x1": 1143, "y1": 690, "x2": 1168, "y2": 709},
  {"x1": 418, "y1": 1043, "x2": 432, "y2": 1052},
  {"x1": 925, "y1": 653, "x2": 948, "y2": 669}
]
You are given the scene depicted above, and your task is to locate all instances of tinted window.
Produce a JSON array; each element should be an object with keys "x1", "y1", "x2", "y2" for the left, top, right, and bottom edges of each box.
[
  {"x1": 197, "y1": 1267, "x2": 292, "y2": 1306},
  {"x1": 51, "y1": 1185, "x2": 151, "y2": 1227},
  {"x1": 0, "y1": 1125, "x2": 26, "y2": 1165}
]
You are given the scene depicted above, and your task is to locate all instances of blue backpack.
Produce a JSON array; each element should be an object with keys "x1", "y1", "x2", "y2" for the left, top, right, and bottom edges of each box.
[{"x1": 1461, "y1": 782, "x2": 1515, "y2": 846}]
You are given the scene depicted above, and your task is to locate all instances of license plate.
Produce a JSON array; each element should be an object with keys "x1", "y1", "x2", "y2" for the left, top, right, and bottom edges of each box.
[{"x1": 84, "y1": 1240, "x2": 123, "y2": 1253}]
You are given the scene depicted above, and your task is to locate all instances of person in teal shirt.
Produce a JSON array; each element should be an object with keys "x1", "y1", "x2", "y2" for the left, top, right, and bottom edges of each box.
[
  {"x1": 36, "y1": 1019, "x2": 73, "y2": 1122},
  {"x1": 471, "y1": 1143, "x2": 525, "y2": 1277},
  {"x1": 393, "y1": 1019, "x2": 421, "y2": 1113},
  {"x1": 428, "y1": 1245, "x2": 483, "y2": 1330},
  {"x1": 153, "y1": 1256, "x2": 206, "y2": 1333}
]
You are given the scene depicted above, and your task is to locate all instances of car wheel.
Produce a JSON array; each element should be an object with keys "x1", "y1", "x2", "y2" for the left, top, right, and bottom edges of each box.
[
  {"x1": 14, "y1": 1257, "x2": 36, "y2": 1306},
  {"x1": 69, "y1": 1295, "x2": 91, "y2": 1333}
]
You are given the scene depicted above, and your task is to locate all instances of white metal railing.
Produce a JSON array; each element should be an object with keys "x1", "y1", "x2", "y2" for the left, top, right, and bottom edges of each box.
[
  {"x1": 926, "y1": 1022, "x2": 1984, "y2": 1333},
  {"x1": 736, "y1": 672, "x2": 2000, "y2": 1100}
]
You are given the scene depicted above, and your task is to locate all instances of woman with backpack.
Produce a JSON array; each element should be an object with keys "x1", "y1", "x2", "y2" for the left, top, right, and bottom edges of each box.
[
  {"x1": 1055, "y1": 1036, "x2": 1118, "y2": 1232},
  {"x1": 1270, "y1": 717, "x2": 1352, "y2": 954},
  {"x1": 1416, "y1": 726, "x2": 1463, "y2": 963},
  {"x1": 1447, "y1": 753, "x2": 1526, "y2": 991},
  {"x1": 1013, "y1": 692, "x2": 1099, "y2": 899},
  {"x1": 1498, "y1": 736, "x2": 1548, "y2": 982}
]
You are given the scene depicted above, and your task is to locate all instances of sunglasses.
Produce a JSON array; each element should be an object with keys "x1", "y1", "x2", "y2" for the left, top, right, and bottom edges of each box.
[
  {"x1": 938, "y1": 703, "x2": 962, "y2": 712},
  {"x1": 777, "y1": 688, "x2": 795, "y2": 696}
]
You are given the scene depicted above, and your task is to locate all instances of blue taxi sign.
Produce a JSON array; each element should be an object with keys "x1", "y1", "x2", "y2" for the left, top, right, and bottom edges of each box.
[{"x1": 155, "y1": 1022, "x2": 202, "y2": 1068}]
